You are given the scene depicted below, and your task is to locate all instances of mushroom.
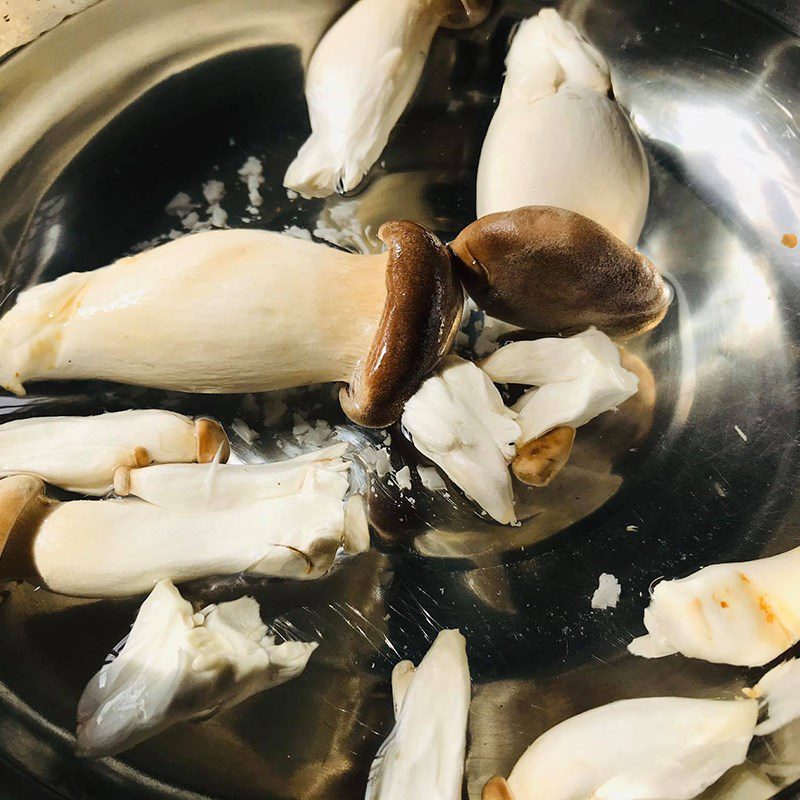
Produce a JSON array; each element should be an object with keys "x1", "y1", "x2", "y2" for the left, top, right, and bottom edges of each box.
[
  {"x1": 0, "y1": 226, "x2": 462, "y2": 428},
  {"x1": 479, "y1": 328, "x2": 639, "y2": 485},
  {"x1": 365, "y1": 629, "x2": 470, "y2": 800},
  {"x1": 0, "y1": 409, "x2": 228, "y2": 495},
  {"x1": 76, "y1": 579, "x2": 317, "y2": 757},
  {"x1": 284, "y1": 0, "x2": 490, "y2": 198},
  {"x1": 450, "y1": 206, "x2": 670, "y2": 338},
  {"x1": 0, "y1": 446, "x2": 356, "y2": 597},
  {"x1": 401, "y1": 355, "x2": 521, "y2": 524},
  {"x1": 628, "y1": 544, "x2": 800, "y2": 667},
  {"x1": 485, "y1": 696, "x2": 758, "y2": 800},
  {"x1": 476, "y1": 9, "x2": 649, "y2": 246},
  {"x1": 750, "y1": 657, "x2": 800, "y2": 736}
]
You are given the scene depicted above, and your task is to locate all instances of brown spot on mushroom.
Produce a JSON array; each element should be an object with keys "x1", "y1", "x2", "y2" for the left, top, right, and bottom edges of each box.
[
  {"x1": 513, "y1": 426, "x2": 575, "y2": 486},
  {"x1": 449, "y1": 206, "x2": 670, "y2": 338},
  {"x1": 340, "y1": 221, "x2": 462, "y2": 428},
  {"x1": 483, "y1": 776, "x2": 514, "y2": 800},
  {"x1": 781, "y1": 233, "x2": 797, "y2": 248},
  {"x1": 195, "y1": 418, "x2": 230, "y2": 464}
]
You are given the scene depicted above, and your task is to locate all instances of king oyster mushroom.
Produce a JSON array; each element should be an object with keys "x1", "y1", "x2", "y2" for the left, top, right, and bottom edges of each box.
[
  {"x1": 284, "y1": 0, "x2": 490, "y2": 198},
  {"x1": 0, "y1": 226, "x2": 462, "y2": 428},
  {"x1": 749, "y1": 657, "x2": 800, "y2": 736},
  {"x1": 366, "y1": 629, "x2": 470, "y2": 800},
  {"x1": 76, "y1": 579, "x2": 317, "y2": 757},
  {"x1": 482, "y1": 696, "x2": 759, "y2": 800},
  {"x1": 0, "y1": 409, "x2": 228, "y2": 495},
  {"x1": 450, "y1": 206, "x2": 670, "y2": 338},
  {"x1": 476, "y1": 9, "x2": 649, "y2": 247},
  {"x1": 401, "y1": 355, "x2": 521, "y2": 524},
  {"x1": 628, "y1": 544, "x2": 800, "y2": 667},
  {"x1": 479, "y1": 328, "x2": 639, "y2": 484},
  {"x1": 0, "y1": 445, "x2": 361, "y2": 598}
]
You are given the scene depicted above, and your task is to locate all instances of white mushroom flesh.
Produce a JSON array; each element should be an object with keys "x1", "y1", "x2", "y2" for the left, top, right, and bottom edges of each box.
[
  {"x1": 28, "y1": 455, "x2": 350, "y2": 597},
  {"x1": 628, "y1": 545, "x2": 800, "y2": 667},
  {"x1": 751, "y1": 658, "x2": 800, "y2": 736},
  {"x1": 402, "y1": 355, "x2": 521, "y2": 524},
  {"x1": 366, "y1": 629, "x2": 470, "y2": 800},
  {"x1": 115, "y1": 442, "x2": 350, "y2": 511},
  {"x1": 479, "y1": 328, "x2": 638, "y2": 444},
  {"x1": 476, "y1": 8, "x2": 649, "y2": 246},
  {"x1": 76, "y1": 579, "x2": 316, "y2": 756},
  {"x1": 0, "y1": 409, "x2": 216, "y2": 495},
  {"x1": 506, "y1": 697, "x2": 757, "y2": 800},
  {"x1": 284, "y1": 0, "x2": 456, "y2": 198},
  {"x1": 0, "y1": 229, "x2": 386, "y2": 395}
]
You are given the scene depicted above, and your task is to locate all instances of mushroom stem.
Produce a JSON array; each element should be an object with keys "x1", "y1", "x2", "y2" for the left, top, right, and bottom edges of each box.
[
  {"x1": 284, "y1": 0, "x2": 489, "y2": 198},
  {"x1": 0, "y1": 448, "x2": 351, "y2": 597},
  {"x1": 0, "y1": 226, "x2": 461, "y2": 427},
  {"x1": 511, "y1": 426, "x2": 575, "y2": 487},
  {"x1": 0, "y1": 410, "x2": 228, "y2": 495},
  {"x1": 476, "y1": 9, "x2": 649, "y2": 246}
]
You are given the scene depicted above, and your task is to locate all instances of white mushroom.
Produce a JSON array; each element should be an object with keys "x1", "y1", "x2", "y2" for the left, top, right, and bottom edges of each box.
[
  {"x1": 0, "y1": 226, "x2": 462, "y2": 428},
  {"x1": 284, "y1": 0, "x2": 489, "y2": 198},
  {"x1": 749, "y1": 658, "x2": 800, "y2": 736},
  {"x1": 0, "y1": 409, "x2": 228, "y2": 495},
  {"x1": 479, "y1": 328, "x2": 638, "y2": 484},
  {"x1": 76, "y1": 579, "x2": 316, "y2": 757},
  {"x1": 628, "y1": 545, "x2": 800, "y2": 667},
  {"x1": 0, "y1": 447, "x2": 353, "y2": 596},
  {"x1": 401, "y1": 355, "x2": 521, "y2": 524},
  {"x1": 366, "y1": 629, "x2": 470, "y2": 800},
  {"x1": 483, "y1": 696, "x2": 758, "y2": 800},
  {"x1": 476, "y1": 9, "x2": 649, "y2": 246}
]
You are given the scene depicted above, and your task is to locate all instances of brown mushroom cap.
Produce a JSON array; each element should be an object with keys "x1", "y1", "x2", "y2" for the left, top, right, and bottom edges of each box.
[
  {"x1": 442, "y1": 0, "x2": 492, "y2": 29},
  {"x1": 195, "y1": 418, "x2": 230, "y2": 464},
  {"x1": 449, "y1": 206, "x2": 670, "y2": 338},
  {"x1": 0, "y1": 475, "x2": 50, "y2": 580},
  {"x1": 482, "y1": 776, "x2": 514, "y2": 800},
  {"x1": 340, "y1": 221, "x2": 463, "y2": 428},
  {"x1": 512, "y1": 425, "x2": 576, "y2": 487}
]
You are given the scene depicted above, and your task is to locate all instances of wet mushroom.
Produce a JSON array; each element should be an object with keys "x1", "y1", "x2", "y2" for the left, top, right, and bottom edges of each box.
[
  {"x1": 0, "y1": 409, "x2": 228, "y2": 495},
  {"x1": 450, "y1": 206, "x2": 670, "y2": 338},
  {"x1": 476, "y1": 9, "x2": 649, "y2": 246},
  {"x1": 0, "y1": 446, "x2": 353, "y2": 597},
  {"x1": 284, "y1": 0, "x2": 490, "y2": 198},
  {"x1": 76, "y1": 579, "x2": 317, "y2": 757},
  {"x1": 0, "y1": 225, "x2": 462, "y2": 428}
]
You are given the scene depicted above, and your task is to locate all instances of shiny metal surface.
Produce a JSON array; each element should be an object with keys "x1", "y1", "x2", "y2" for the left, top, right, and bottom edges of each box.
[{"x1": 1, "y1": 0, "x2": 800, "y2": 797}]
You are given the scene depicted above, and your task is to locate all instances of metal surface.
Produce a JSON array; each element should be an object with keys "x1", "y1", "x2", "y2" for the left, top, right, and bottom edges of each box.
[{"x1": 1, "y1": 0, "x2": 800, "y2": 797}]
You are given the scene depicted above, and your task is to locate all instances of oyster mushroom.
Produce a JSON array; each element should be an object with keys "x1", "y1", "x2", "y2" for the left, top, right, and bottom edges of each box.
[
  {"x1": 750, "y1": 657, "x2": 800, "y2": 736},
  {"x1": 366, "y1": 629, "x2": 470, "y2": 800},
  {"x1": 479, "y1": 328, "x2": 639, "y2": 485},
  {"x1": 484, "y1": 696, "x2": 758, "y2": 800},
  {"x1": 401, "y1": 355, "x2": 521, "y2": 524},
  {"x1": 76, "y1": 579, "x2": 316, "y2": 757},
  {"x1": 0, "y1": 409, "x2": 228, "y2": 495},
  {"x1": 0, "y1": 226, "x2": 462, "y2": 428},
  {"x1": 0, "y1": 447, "x2": 353, "y2": 597},
  {"x1": 284, "y1": 0, "x2": 490, "y2": 198},
  {"x1": 476, "y1": 9, "x2": 649, "y2": 246},
  {"x1": 629, "y1": 545, "x2": 800, "y2": 667},
  {"x1": 451, "y1": 206, "x2": 669, "y2": 338}
]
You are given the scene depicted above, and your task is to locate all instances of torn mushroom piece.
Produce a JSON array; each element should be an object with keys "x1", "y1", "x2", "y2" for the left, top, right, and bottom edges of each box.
[
  {"x1": 484, "y1": 696, "x2": 758, "y2": 800},
  {"x1": 0, "y1": 447, "x2": 354, "y2": 597},
  {"x1": 749, "y1": 657, "x2": 800, "y2": 736},
  {"x1": 76, "y1": 579, "x2": 317, "y2": 757},
  {"x1": 401, "y1": 355, "x2": 521, "y2": 524},
  {"x1": 450, "y1": 206, "x2": 670, "y2": 338},
  {"x1": 629, "y1": 545, "x2": 800, "y2": 667},
  {"x1": 0, "y1": 226, "x2": 462, "y2": 428},
  {"x1": 476, "y1": 9, "x2": 649, "y2": 246},
  {"x1": 284, "y1": 0, "x2": 490, "y2": 198},
  {"x1": 479, "y1": 328, "x2": 638, "y2": 485},
  {"x1": 366, "y1": 629, "x2": 470, "y2": 800},
  {"x1": 0, "y1": 409, "x2": 228, "y2": 495}
]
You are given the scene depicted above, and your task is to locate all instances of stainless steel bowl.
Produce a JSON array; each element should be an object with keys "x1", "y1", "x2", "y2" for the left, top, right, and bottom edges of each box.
[{"x1": 1, "y1": 0, "x2": 800, "y2": 797}]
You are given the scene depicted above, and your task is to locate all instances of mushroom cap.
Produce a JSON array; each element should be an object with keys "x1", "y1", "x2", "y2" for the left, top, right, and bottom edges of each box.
[
  {"x1": 442, "y1": 0, "x2": 492, "y2": 29},
  {"x1": 0, "y1": 475, "x2": 49, "y2": 576},
  {"x1": 340, "y1": 221, "x2": 463, "y2": 428},
  {"x1": 512, "y1": 425, "x2": 575, "y2": 487},
  {"x1": 482, "y1": 776, "x2": 514, "y2": 800},
  {"x1": 449, "y1": 206, "x2": 670, "y2": 338}
]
